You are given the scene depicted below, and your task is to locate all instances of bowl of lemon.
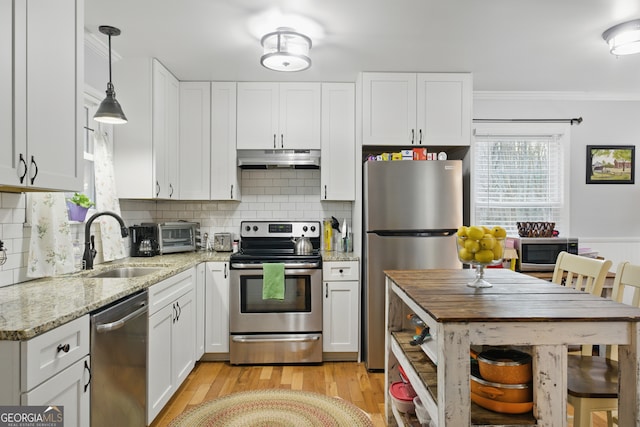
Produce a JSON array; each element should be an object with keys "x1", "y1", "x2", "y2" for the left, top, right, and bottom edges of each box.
[{"x1": 456, "y1": 225, "x2": 507, "y2": 288}]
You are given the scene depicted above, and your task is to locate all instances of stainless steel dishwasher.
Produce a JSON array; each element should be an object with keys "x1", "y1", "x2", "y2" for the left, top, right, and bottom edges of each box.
[{"x1": 91, "y1": 290, "x2": 148, "y2": 427}]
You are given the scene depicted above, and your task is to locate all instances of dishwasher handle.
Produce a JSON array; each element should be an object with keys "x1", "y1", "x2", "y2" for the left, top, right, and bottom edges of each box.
[{"x1": 96, "y1": 303, "x2": 147, "y2": 333}]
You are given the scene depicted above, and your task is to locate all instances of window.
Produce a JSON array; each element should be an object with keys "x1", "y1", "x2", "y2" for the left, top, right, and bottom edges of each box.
[{"x1": 472, "y1": 123, "x2": 571, "y2": 237}]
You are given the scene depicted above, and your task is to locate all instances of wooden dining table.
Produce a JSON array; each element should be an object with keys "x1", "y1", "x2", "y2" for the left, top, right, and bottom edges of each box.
[{"x1": 384, "y1": 268, "x2": 640, "y2": 427}]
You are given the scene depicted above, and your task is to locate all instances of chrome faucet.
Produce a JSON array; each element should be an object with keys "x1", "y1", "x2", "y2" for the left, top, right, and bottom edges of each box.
[{"x1": 83, "y1": 211, "x2": 129, "y2": 269}]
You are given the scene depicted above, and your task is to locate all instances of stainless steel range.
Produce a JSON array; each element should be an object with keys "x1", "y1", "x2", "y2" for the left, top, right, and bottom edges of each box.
[{"x1": 229, "y1": 221, "x2": 323, "y2": 364}]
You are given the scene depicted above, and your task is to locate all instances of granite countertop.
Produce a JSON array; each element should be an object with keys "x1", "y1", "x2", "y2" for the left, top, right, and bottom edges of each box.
[
  {"x1": 0, "y1": 251, "x2": 359, "y2": 341},
  {"x1": 0, "y1": 251, "x2": 230, "y2": 341}
]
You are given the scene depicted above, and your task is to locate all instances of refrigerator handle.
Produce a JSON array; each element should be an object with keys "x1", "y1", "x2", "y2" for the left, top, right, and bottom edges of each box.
[{"x1": 367, "y1": 229, "x2": 457, "y2": 237}]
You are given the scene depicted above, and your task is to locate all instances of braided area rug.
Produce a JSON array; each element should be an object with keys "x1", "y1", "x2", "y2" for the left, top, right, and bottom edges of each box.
[{"x1": 167, "y1": 389, "x2": 374, "y2": 427}]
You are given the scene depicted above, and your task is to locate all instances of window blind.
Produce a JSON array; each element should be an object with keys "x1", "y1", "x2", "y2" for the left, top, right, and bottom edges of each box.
[{"x1": 473, "y1": 134, "x2": 565, "y2": 236}]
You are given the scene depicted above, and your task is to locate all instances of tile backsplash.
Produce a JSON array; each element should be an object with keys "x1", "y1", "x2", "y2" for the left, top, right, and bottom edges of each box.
[{"x1": 0, "y1": 169, "x2": 353, "y2": 287}]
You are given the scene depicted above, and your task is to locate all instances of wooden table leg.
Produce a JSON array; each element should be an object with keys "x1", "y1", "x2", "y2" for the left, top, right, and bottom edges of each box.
[
  {"x1": 618, "y1": 322, "x2": 640, "y2": 426},
  {"x1": 532, "y1": 345, "x2": 567, "y2": 427},
  {"x1": 437, "y1": 323, "x2": 470, "y2": 426}
]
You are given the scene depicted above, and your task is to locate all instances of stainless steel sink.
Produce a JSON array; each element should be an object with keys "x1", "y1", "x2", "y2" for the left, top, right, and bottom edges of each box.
[{"x1": 89, "y1": 267, "x2": 162, "y2": 279}]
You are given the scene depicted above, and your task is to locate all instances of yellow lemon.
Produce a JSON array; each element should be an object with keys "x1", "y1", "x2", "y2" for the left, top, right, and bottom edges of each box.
[
  {"x1": 475, "y1": 249, "x2": 494, "y2": 263},
  {"x1": 457, "y1": 236, "x2": 466, "y2": 247},
  {"x1": 464, "y1": 239, "x2": 480, "y2": 254},
  {"x1": 457, "y1": 226, "x2": 468, "y2": 237},
  {"x1": 467, "y1": 226, "x2": 484, "y2": 241},
  {"x1": 479, "y1": 234, "x2": 496, "y2": 250},
  {"x1": 491, "y1": 226, "x2": 507, "y2": 238},
  {"x1": 458, "y1": 248, "x2": 474, "y2": 261},
  {"x1": 482, "y1": 226, "x2": 492, "y2": 234},
  {"x1": 492, "y1": 242, "x2": 504, "y2": 260}
]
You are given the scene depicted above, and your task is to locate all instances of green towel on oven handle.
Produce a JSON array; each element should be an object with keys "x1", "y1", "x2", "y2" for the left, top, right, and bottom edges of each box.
[{"x1": 262, "y1": 262, "x2": 285, "y2": 300}]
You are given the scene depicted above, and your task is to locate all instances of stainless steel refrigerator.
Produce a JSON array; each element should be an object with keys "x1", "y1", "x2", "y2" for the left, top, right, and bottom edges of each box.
[{"x1": 363, "y1": 160, "x2": 463, "y2": 370}]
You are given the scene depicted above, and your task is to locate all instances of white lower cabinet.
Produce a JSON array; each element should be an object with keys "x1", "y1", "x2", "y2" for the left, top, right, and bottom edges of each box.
[
  {"x1": 204, "y1": 262, "x2": 230, "y2": 356},
  {"x1": 322, "y1": 261, "x2": 359, "y2": 359},
  {"x1": 147, "y1": 268, "x2": 196, "y2": 425},
  {"x1": 21, "y1": 356, "x2": 90, "y2": 427},
  {"x1": 0, "y1": 315, "x2": 90, "y2": 427}
]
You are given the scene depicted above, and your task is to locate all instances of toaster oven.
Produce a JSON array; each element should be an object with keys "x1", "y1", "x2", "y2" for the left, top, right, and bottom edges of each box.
[{"x1": 156, "y1": 222, "x2": 199, "y2": 254}]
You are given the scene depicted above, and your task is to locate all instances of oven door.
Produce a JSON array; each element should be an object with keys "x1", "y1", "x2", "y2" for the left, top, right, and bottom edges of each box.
[{"x1": 229, "y1": 267, "x2": 322, "y2": 333}]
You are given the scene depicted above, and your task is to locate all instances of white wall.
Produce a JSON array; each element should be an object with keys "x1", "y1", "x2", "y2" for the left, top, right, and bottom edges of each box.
[{"x1": 474, "y1": 92, "x2": 640, "y2": 267}]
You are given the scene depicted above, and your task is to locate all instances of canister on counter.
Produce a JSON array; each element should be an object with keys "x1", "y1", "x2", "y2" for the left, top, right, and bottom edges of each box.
[{"x1": 323, "y1": 219, "x2": 333, "y2": 251}]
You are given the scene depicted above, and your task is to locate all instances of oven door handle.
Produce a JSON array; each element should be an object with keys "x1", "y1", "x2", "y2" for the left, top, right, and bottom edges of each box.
[
  {"x1": 232, "y1": 335, "x2": 321, "y2": 343},
  {"x1": 231, "y1": 262, "x2": 321, "y2": 269}
]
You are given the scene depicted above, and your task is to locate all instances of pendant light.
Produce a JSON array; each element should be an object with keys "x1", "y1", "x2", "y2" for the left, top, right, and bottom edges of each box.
[
  {"x1": 261, "y1": 27, "x2": 312, "y2": 72},
  {"x1": 94, "y1": 25, "x2": 127, "y2": 124}
]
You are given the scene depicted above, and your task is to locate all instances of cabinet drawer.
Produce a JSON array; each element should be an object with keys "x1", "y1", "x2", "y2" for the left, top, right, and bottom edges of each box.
[
  {"x1": 20, "y1": 315, "x2": 89, "y2": 392},
  {"x1": 323, "y1": 261, "x2": 359, "y2": 281},
  {"x1": 148, "y1": 268, "x2": 195, "y2": 315}
]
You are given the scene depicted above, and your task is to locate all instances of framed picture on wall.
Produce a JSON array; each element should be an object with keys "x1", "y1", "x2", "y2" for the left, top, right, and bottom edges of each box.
[{"x1": 586, "y1": 145, "x2": 635, "y2": 184}]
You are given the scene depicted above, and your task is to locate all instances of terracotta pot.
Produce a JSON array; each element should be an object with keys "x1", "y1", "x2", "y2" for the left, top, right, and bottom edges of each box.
[{"x1": 472, "y1": 348, "x2": 532, "y2": 385}]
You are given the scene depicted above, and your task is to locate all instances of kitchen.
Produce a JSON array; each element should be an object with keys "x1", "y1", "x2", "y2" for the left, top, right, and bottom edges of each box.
[{"x1": 2, "y1": 0, "x2": 640, "y2": 426}]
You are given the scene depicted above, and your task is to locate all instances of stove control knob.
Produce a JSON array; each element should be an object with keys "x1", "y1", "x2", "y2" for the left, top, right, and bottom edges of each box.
[
  {"x1": 303, "y1": 226, "x2": 308, "y2": 232},
  {"x1": 253, "y1": 226, "x2": 259, "y2": 232},
  {"x1": 245, "y1": 225, "x2": 251, "y2": 232},
  {"x1": 310, "y1": 226, "x2": 316, "y2": 232}
]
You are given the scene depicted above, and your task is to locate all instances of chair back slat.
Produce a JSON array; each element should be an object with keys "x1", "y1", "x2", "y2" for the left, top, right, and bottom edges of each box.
[{"x1": 552, "y1": 251, "x2": 612, "y2": 297}]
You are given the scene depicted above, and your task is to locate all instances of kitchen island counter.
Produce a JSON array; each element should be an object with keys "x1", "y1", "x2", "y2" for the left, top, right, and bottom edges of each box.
[{"x1": 385, "y1": 268, "x2": 640, "y2": 426}]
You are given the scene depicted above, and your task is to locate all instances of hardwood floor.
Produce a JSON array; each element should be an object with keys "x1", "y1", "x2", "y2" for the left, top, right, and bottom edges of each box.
[
  {"x1": 150, "y1": 361, "x2": 387, "y2": 427},
  {"x1": 150, "y1": 360, "x2": 612, "y2": 427}
]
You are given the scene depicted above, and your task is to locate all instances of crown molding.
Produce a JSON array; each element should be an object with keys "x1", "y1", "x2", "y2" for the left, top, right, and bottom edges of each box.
[
  {"x1": 474, "y1": 90, "x2": 640, "y2": 101},
  {"x1": 84, "y1": 28, "x2": 122, "y2": 61}
]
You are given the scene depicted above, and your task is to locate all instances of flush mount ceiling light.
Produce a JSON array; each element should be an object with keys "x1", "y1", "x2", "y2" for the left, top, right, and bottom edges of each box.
[
  {"x1": 94, "y1": 25, "x2": 127, "y2": 124},
  {"x1": 602, "y1": 19, "x2": 640, "y2": 56},
  {"x1": 261, "y1": 27, "x2": 312, "y2": 72}
]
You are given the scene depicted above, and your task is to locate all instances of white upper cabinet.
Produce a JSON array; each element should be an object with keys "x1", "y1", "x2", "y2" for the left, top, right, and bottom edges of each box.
[
  {"x1": 0, "y1": 0, "x2": 83, "y2": 191},
  {"x1": 210, "y1": 82, "x2": 240, "y2": 200},
  {"x1": 179, "y1": 82, "x2": 211, "y2": 200},
  {"x1": 113, "y1": 58, "x2": 179, "y2": 199},
  {"x1": 321, "y1": 83, "x2": 355, "y2": 201},
  {"x1": 362, "y1": 72, "x2": 472, "y2": 146},
  {"x1": 177, "y1": 82, "x2": 239, "y2": 201},
  {"x1": 236, "y1": 82, "x2": 321, "y2": 150}
]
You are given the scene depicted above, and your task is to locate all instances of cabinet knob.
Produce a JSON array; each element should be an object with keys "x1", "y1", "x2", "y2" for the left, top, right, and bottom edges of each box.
[
  {"x1": 339, "y1": 269, "x2": 344, "y2": 274},
  {"x1": 57, "y1": 343, "x2": 70, "y2": 353}
]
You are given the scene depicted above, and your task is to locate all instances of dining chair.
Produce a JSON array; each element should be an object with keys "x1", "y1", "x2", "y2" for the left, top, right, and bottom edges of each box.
[
  {"x1": 552, "y1": 251, "x2": 612, "y2": 299},
  {"x1": 567, "y1": 261, "x2": 640, "y2": 427}
]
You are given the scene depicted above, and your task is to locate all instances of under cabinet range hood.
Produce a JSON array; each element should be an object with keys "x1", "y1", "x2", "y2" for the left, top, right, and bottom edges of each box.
[{"x1": 237, "y1": 149, "x2": 321, "y2": 169}]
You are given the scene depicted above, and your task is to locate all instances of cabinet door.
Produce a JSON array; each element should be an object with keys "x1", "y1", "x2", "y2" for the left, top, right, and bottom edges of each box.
[
  {"x1": 362, "y1": 73, "x2": 416, "y2": 146},
  {"x1": 195, "y1": 263, "x2": 206, "y2": 359},
  {"x1": 152, "y1": 59, "x2": 179, "y2": 199},
  {"x1": 179, "y1": 82, "x2": 211, "y2": 199},
  {"x1": 279, "y1": 83, "x2": 321, "y2": 149},
  {"x1": 210, "y1": 82, "x2": 240, "y2": 200},
  {"x1": 14, "y1": 0, "x2": 83, "y2": 191},
  {"x1": 22, "y1": 356, "x2": 90, "y2": 427},
  {"x1": 204, "y1": 262, "x2": 229, "y2": 354},
  {"x1": 0, "y1": 0, "x2": 18, "y2": 185},
  {"x1": 147, "y1": 303, "x2": 174, "y2": 424},
  {"x1": 321, "y1": 83, "x2": 355, "y2": 201},
  {"x1": 323, "y1": 281, "x2": 359, "y2": 353},
  {"x1": 416, "y1": 73, "x2": 472, "y2": 146},
  {"x1": 236, "y1": 82, "x2": 279, "y2": 149},
  {"x1": 173, "y1": 291, "x2": 195, "y2": 387}
]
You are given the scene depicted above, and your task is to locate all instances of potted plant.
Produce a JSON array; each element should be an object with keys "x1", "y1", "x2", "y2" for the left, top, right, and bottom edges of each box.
[{"x1": 66, "y1": 193, "x2": 95, "y2": 222}]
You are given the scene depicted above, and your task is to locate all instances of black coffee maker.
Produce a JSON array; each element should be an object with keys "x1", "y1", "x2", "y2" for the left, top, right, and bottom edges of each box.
[{"x1": 129, "y1": 225, "x2": 159, "y2": 257}]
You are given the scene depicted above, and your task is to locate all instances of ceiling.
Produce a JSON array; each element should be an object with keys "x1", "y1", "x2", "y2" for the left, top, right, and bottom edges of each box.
[{"x1": 85, "y1": 0, "x2": 640, "y2": 93}]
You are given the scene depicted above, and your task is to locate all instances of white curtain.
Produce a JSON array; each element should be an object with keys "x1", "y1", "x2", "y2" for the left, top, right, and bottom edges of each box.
[
  {"x1": 27, "y1": 193, "x2": 75, "y2": 277},
  {"x1": 94, "y1": 132, "x2": 127, "y2": 262}
]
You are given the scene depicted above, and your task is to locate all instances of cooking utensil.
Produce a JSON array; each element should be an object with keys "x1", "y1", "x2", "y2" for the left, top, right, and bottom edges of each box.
[
  {"x1": 291, "y1": 236, "x2": 313, "y2": 255},
  {"x1": 331, "y1": 216, "x2": 340, "y2": 231},
  {"x1": 471, "y1": 348, "x2": 532, "y2": 384}
]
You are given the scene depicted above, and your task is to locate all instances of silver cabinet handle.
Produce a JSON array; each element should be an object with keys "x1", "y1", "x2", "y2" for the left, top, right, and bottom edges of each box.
[{"x1": 232, "y1": 335, "x2": 321, "y2": 343}]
